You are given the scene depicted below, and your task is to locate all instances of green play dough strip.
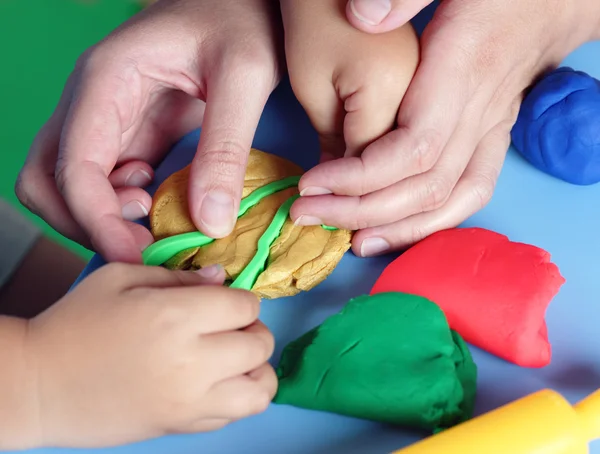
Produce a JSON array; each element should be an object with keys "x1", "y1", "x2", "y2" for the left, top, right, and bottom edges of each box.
[
  {"x1": 230, "y1": 194, "x2": 299, "y2": 290},
  {"x1": 273, "y1": 292, "x2": 477, "y2": 431},
  {"x1": 142, "y1": 176, "x2": 301, "y2": 266},
  {"x1": 143, "y1": 175, "x2": 339, "y2": 286}
]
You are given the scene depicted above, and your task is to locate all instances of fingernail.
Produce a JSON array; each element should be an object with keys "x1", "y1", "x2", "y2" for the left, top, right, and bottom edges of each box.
[
  {"x1": 125, "y1": 170, "x2": 152, "y2": 187},
  {"x1": 200, "y1": 190, "x2": 235, "y2": 237},
  {"x1": 300, "y1": 187, "x2": 333, "y2": 196},
  {"x1": 350, "y1": 0, "x2": 391, "y2": 25},
  {"x1": 122, "y1": 200, "x2": 149, "y2": 220},
  {"x1": 195, "y1": 264, "x2": 223, "y2": 278},
  {"x1": 360, "y1": 237, "x2": 390, "y2": 257},
  {"x1": 294, "y1": 215, "x2": 323, "y2": 226}
]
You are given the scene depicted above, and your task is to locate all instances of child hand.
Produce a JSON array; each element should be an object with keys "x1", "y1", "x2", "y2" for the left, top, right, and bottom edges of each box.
[
  {"x1": 26, "y1": 264, "x2": 275, "y2": 448},
  {"x1": 280, "y1": 0, "x2": 419, "y2": 161}
]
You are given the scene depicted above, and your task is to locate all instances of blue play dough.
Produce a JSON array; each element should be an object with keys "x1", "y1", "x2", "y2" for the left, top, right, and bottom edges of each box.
[{"x1": 511, "y1": 67, "x2": 600, "y2": 185}]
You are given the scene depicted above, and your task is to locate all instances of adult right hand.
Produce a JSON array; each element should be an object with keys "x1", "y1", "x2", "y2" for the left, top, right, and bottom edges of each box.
[
  {"x1": 25, "y1": 264, "x2": 275, "y2": 448},
  {"x1": 16, "y1": 0, "x2": 282, "y2": 263}
]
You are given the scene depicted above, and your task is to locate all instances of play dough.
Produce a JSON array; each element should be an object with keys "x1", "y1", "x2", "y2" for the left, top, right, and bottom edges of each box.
[
  {"x1": 274, "y1": 293, "x2": 477, "y2": 431},
  {"x1": 371, "y1": 228, "x2": 565, "y2": 368},
  {"x1": 148, "y1": 149, "x2": 352, "y2": 298},
  {"x1": 511, "y1": 67, "x2": 600, "y2": 185}
]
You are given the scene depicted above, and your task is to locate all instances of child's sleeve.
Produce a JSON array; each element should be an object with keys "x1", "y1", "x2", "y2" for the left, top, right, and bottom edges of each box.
[{"x1": 0, "y1": 199, "x2": 41, "y2": 289}]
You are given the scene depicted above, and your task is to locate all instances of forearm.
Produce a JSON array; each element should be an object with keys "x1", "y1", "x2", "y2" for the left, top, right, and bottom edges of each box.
[{"x1": 0, "y1": 316, "x2": 41, "y2": 450}]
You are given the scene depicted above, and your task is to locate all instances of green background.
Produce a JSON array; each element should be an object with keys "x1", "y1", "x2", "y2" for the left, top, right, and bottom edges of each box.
[{"x1": 0, "y1": 0, "x2": 140, "y2": 259}]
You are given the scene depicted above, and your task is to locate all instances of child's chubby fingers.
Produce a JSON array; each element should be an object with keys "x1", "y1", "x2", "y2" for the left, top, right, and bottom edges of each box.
[
  {"x1": 133, "y1": 286, "x2": 261, "y2": 335},
  {"x1": 200, "y1": 321, "x2": 276, "y2": 382},
  {"x1": 86, "y1": 263, "x2": 259, "y2": 333},
  {"x1": 89, "y1": 261, "x2": 225, "y2": 290},
  {"x1": 202, "y1": 362, "x2": 278, "y2": 420}
]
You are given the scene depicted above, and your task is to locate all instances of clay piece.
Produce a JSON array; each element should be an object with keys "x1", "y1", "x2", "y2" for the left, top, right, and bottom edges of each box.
[
  {"x1": 370, "y1": 227, "x2": 565, "y2": 368},
  {"x1": 511, "y1": 67, "x2": 600, "y2": 185},
  {"x1": 274, "y1": 293, "x2": 477, "y2": 431},
  {"x1": 147, "y1": 149, "x2": 352, "y2": 299}
]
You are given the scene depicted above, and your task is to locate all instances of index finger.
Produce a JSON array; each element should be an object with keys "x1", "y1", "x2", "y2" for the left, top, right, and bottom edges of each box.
[
  {"x1": 57, "y1": 66, "x2": 150, "y2": 263},
  {"x1": 156, "y1": 285, "x2": 261, "y2": 333},
  {"x1": 98, "y1": 263, "x2": 260, "y2": 332}
]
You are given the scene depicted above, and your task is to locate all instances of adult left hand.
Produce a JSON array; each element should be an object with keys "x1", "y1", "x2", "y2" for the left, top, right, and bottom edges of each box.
[{"x1": 290, "y1": 0, "x2": 600, "y2": 257}]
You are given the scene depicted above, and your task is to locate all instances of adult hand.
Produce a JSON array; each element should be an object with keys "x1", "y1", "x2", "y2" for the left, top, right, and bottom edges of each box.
[
  {"x1": 292, "y1": 0, "x2": 600, "y2": 256},
  {"x1": 26, "y1": 264, "x2": 275, "y2": 448},
  {"x1": 16, "y1": 0, "x2": 282, "y2": 263}
]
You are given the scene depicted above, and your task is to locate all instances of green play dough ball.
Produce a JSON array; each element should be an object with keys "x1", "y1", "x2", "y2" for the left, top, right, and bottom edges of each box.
[{"x1": 273, "y1": 292, "x2": 477, "y2": 431}]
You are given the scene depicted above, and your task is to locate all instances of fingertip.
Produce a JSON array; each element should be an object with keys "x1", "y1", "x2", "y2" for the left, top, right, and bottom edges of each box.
[
  {"x1": 289, "y1": 195, "x2": 325, "y2": 226},
  {"x1": 192, "y1": 189, "x2": 237, "y2": 239},
  {"x1": 109, "y1": 161, "x2": 154, "y2": 188},
  {"x1": 247, "y1": 362, "x2": 278, "y2": 401},
  {"x1": 95, "y1": 219, "x2": 150, "y2": 264},
  {"x1": 116, "y1": 187, "x2": 152, "y2": 221},
  {"x1": 346, "y1": 0, "x2": 414, "y2": 34},
  {"x1": 195, "y1": 264, "x2": 227, "y2": 284}
]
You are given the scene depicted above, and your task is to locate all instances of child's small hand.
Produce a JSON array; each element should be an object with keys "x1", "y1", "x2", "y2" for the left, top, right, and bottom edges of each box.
[
  {"x1": 26, "y1": 264, "x2": 275, "y2": 448},
  {"x1": 280, "y1": 0, "x2": 419, "y2": 160}
]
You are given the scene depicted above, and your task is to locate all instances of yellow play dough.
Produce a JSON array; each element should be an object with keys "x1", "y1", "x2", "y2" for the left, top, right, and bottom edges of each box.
[{"x1": 149, "y1": 149, "x2": 352, "y2": 298}]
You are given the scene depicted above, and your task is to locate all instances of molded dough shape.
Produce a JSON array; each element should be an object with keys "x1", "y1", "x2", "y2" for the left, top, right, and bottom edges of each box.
[{"x1": 149, "y1": 148, "x2": 352, "y2": 298}]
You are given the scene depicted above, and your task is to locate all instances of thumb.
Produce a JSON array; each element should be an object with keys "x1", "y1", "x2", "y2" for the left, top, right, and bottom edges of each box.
[
  {"x1": 346, "y1": 0, "x2": 433, "y2": 33},
  {"x1": 188, "y1": 69, "x2": 273, "y2": 239}
]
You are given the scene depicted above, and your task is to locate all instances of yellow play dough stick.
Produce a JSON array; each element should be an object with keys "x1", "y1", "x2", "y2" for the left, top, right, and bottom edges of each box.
[{"x1": 393, "y1": 389, "x2": 600, "y2": 454}]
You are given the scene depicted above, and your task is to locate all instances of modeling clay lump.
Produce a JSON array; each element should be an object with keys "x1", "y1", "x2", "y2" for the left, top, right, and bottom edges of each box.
[
  {"x1": 146, "y1": 149, "x2": 352, "y2": 298},
  {"x1": 274, "y1": 293, "x2": 477, "y2": 431},
  {"x1": 371, "y1": 227, "x2": 565, "y2": 367},
  {"x1": 512, "y1": 67, "x2": 600, "y2": 185}
]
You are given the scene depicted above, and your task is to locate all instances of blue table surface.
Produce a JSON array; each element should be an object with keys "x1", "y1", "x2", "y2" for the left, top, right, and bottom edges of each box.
[{"x1": 16, "y1": 8, "x2": 600, "y2": 454}]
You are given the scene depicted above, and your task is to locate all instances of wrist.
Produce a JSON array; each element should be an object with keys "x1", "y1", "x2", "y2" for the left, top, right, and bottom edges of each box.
[{"x1": 0, "y1": 317, "x2": 43, "y2": 450}]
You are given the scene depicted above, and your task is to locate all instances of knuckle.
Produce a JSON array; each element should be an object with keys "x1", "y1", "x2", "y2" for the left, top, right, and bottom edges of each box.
[
  {"x1": 411, "y1": 129, "x2": 443, "y2": 173},
  {"x1": 255, "y1": 329, "x2": 275, "y2": 360},
  {"x1": 420, "y1": 175, "x2": 452, "y2": 212},
  {"x1": 470, "y1": 170, "x2": 497, "y2": 210},
  {"x1": 14, "y1": 171, "x2": 35, "y2": 210},
  {"x1": 225, "y1": 46, "x2": 275, "y2": 86},
  {"x1": 196, "y1": 147, "x2": 247, "y2": 183},
  {"x1": 250, "y1": 389, "x2": 273, "y2": 415},
  {"x1": 351, "y1": 197, "x2": 372, "y2": 231},
  {"x1": 77, "y1": 44, "x2": 110, "y2": 75},
  {"x1": 233, "y1": 291, "x2": 260, "y2": 323},
  {"x1": 229, "y1": 387, "x2": 272, "y2": 417},
  {"x1": 408, "y1": 224, "x2": 429, "y2": 246},
  {"x1": 53, "y1": 155, "x2": 70, "y2": 196}
]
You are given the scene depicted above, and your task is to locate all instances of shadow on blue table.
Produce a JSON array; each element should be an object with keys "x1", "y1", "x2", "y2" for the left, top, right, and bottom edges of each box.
[{"x1": 43, "y1": 8, "x2": 600, "y2": 454}]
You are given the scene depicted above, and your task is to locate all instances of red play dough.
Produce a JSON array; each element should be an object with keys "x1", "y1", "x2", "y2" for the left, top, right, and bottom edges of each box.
[{"x1": 370, "y1": 228, "x2": 565, "y2": 367}]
